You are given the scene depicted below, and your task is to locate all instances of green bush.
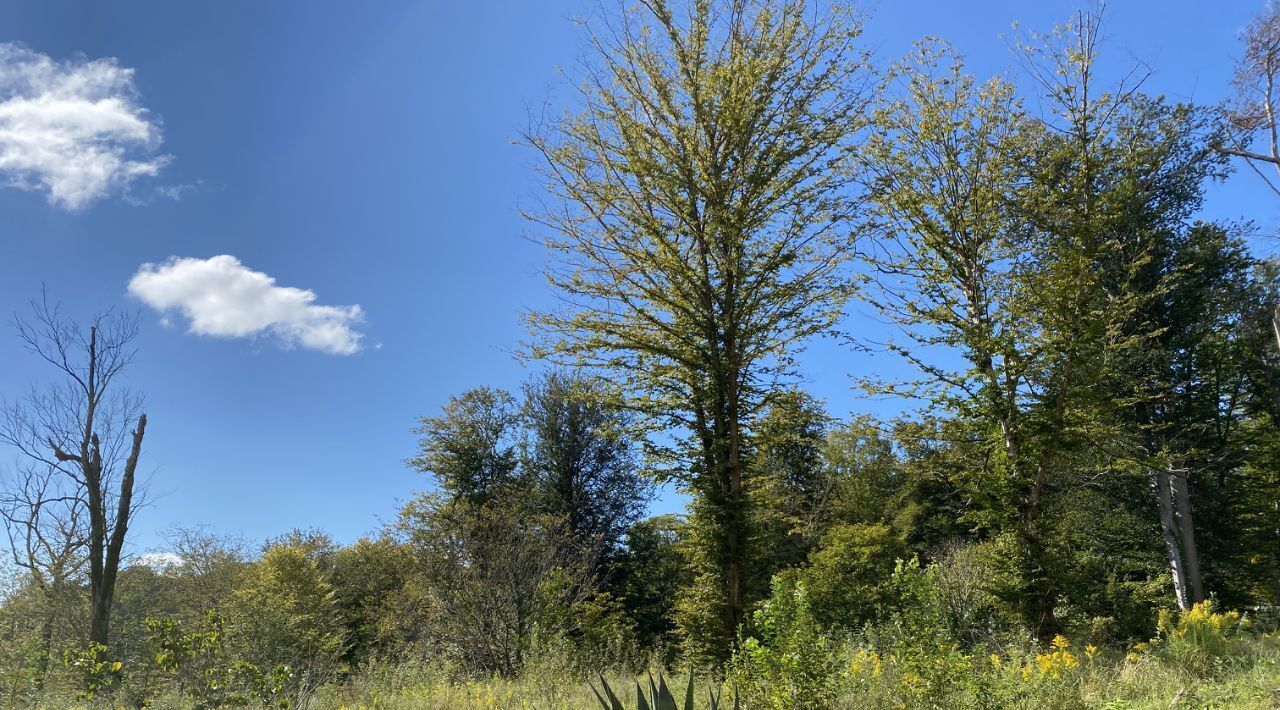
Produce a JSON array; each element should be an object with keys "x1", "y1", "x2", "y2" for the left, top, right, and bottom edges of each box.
[
  {"x1": 731, "y1": 577, "x2": 842, "y2": 709},
  {"x1": 147, "y1": 610, "x2": 292, "y2": 708},
  {"x1": 798, "y1": 523, "x2": 905, "y2": 631},
  {"x1": 1146, "y1": 601, "x2": 1249, "y2": 677}
]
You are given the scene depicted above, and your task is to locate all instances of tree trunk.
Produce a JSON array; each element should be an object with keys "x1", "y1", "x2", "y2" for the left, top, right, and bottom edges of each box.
[
  {"x1": 724, "y1": 346, "x2": 746, "y2": 636},
  {"x1": 1020, "y1": 462, "x2": 1060, "y2": 642},
  {"x1": 1271, "y1": 302, "x2": 1280, "y2": 351},
  {"x1": 1170, "y1": 469, "x2": 1204, "y2": 604},
  {"x1": 87, "y1": 413, "x2": 146, "y2": 648},
  {"x1": 1151, "y1": 468, "x2": 1190, "y2": 610}
]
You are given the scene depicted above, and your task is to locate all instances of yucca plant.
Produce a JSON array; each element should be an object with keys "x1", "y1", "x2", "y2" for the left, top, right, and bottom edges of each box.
[{"x1": 589, "y1": 669, "x2": 737, "y2": 710}]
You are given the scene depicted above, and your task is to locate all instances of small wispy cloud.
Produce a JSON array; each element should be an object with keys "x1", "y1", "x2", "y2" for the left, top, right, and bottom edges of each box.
[
  {"x1": 128, "y1": 255, "x2": 365, "y2": 356},
  {"x1": 0, "y1": 43, "x2": 169, "y2": 210}
]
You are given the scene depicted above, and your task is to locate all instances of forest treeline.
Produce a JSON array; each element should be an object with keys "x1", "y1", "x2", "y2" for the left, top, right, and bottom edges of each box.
[{"x1": 5, "y1": 1, "x2": 1280, "y2": 708}]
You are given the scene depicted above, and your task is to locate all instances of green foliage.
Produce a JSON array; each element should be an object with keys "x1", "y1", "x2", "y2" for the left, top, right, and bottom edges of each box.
[
  {"x1": 389, "y1": 492, "x2": 608, "y2": 676},
  {"x1": 61, "y1": 642, "x2": 121, "y2": 701},
  {"x1": 523, "y1": 371, "x2": 649, "y2": 555},
  {"x1": 749, "y1": 390, "x2": 833, "y2": 579},
  {"x1": 410, "y1": 387, "x2": 523, "y2": 506},
  {"x1": 731, "y1": 579, "x2": 841, "y2": 709},
  {"x1": 223, "y1": 542, "x2": 345, "y2": 700},
  {"x1": 822, "y1": 419, "x2": 902, "y2": 528},
  {"x1": 610, "y1": 516, "x2": 688, "y2": 654},
  {"x1": 797, "y1": 523, "x2": 905, "y2": 631},
  {"x1": 147, "y1": 610, "x2": 293, "y2": 708},
  {"x1": 332, "y1": 536, "x2": 412, "y2": 664},
  {"x1": 1145, "y1": 601, "x2": 1250, "y2": 677}
]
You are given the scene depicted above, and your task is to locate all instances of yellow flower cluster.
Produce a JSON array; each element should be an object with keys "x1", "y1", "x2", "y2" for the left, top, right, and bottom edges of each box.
[
  {"x1": 847, "y1": 648, "x2": 883, "y2": 678},
  {"x1": 1125, "y1": 641, "x2": 1151, "y2": 663},
  {"x1": 1158, "y1": 600, "x2": 1243, "y2": 640},
  {"x1": 1022, "y1": 635, "x2": 1079, "y2": 680}
]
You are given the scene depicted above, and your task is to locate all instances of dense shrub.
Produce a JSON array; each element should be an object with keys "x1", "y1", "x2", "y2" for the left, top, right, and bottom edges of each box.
[{"x1": 731, "y1": 578, "x2": 842, "y2": 709}]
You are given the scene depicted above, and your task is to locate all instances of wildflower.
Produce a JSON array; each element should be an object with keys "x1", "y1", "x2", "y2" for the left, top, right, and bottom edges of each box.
[{"x1": 848, "y1": 649, "x2": 882, "y2": 678}]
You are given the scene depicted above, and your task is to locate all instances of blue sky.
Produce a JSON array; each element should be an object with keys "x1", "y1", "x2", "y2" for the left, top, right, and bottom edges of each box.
[{"x1": 0, "y1": 1, "x2": 1274, "y2": 558}]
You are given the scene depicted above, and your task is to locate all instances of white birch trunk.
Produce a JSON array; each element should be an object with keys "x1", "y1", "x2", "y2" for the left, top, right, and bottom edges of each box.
[
  {"x1": 1151, "y1": 468, "x2": 1190, "y2": 610},
  {"x1": 1170, "y1": 469, "x2": 1204, "y2": 604}
]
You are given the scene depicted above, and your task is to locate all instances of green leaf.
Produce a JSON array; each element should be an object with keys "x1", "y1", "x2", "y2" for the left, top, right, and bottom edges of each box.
[
  {"x1": 588, "y1": 681, "x2": 610, "y2": 710},
  {"x1": 597, "y1": 674, "x2": 624, "y2": 710},
  {"x1": 655, "y1": 672, "x2": 676, "y2": 710}
]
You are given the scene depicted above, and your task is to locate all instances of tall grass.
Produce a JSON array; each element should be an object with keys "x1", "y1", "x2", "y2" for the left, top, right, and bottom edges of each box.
[{"x1": 307, "y1": 634, "x2": 1280, "y2": 710}]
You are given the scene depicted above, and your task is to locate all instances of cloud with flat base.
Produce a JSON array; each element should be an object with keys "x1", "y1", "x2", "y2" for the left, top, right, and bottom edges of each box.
[{"x1": 128, "y1": 255, "x2": 365, "y2": 356}]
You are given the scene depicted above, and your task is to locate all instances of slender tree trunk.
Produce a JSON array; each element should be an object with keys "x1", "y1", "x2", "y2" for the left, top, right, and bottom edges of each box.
[
  {"x1": 1020, "y1": 463, "x2": 1060, "y2": 642},
  {"x1": 1271, "y1": 303, "x2": 1280, "y2": 351},
  {"x1": 724, "y1": 336, "x2": 746, "y2": 635},
  {"x1": 1169, "y1": 469, "x2": 1204, "y2": 604},
  {"x1": 1151, "y1": 468, "x2": 1190, "y2": 610}
]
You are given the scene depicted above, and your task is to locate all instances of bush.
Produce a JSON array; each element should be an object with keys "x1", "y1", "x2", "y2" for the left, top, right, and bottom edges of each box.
[
  {"x1": 1146, "y1": 601, "x2": 1249, "y2": 676},
  {"x1": 147, "y1": 611, "x2": 293, "y2": 709},
  {"x1": 799, "y1": 523, "x2": 905, "y2": 631},
  {"x1": 731, "y1": 577, "x2": 842, "y2": 709}
]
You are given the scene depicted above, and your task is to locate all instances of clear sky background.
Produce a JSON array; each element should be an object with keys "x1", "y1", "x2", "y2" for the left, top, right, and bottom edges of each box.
[{"x1": 0, "y1": 1, "x2": 1275, "y2": 559}]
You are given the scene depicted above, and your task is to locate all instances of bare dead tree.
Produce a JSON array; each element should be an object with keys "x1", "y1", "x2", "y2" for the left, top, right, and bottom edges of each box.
[
  {"x1": 1223, "y1": 4, "x2": 1280, "y2": 194},
  {"x1": 0, "y1": 292, "x2": 148, "y2": 649}
]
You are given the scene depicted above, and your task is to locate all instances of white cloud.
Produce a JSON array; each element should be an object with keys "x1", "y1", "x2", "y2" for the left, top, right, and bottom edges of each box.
[
  {"x1": 128, "y1": 255, "x2": 365, "y2": 355},
  {"x1": 0, "y1": 43, "x2": 169, "y2": 210},
  {"x1": 133, "y1": 551, "x2": 182, "y2": 571}
]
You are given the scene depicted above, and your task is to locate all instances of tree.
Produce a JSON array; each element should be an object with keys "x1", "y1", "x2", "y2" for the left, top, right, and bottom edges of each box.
[
  {"x1": 748, "y1": 390, "x2": 832, "y2": 584},
  {"x1": 524, "y1": 0, "x2": 871, "y2": 657},
  {"x1": 331, "y1": 536, "x2": 411, "y2": 664},
  {"x1": 523, "y1": 371, "x2": 649, "y2": 560},
  {"x1": 1224, "y1": 3, "x2": 1280, "y2": 194},
  {"x1": 822, "y1": 416, "x2": 899, "y2": 528},
  {"x1": 389, "y1": 493, "x2": 601, "y2": 676},
  {"x1": 414, "y1": 376, "x2": 648, "y2": 572},
  {"x1": 610, "y1": 515, "x2": 688, "y2": 653},
  {"x1": 1221, "y1": 3, "x2": 1280, "y2": 351},
  {"x1": 795, "y1": 522, "x2": 905, "y2": 631},
  {"x1": 161, "y1": 525, "x2": 251, "y2": 616},
  {"x1": 409, "y1": 387, "x2": 521, "y2": 506},
  {"x1": 224, "y1": 541, "x2": 345, "y2": 701},
  {"x1": 0, "y1": 296, "x2": 148, "y2": 650},
  {"x1": 859, "y1": 38, "x2": 1068, "y2": 637},
  {"x1": 401, "y1": 377, "x2": 646, "y2": 672},
  {"x1": 0, "y1": 463, "x2": 87, "y2": 686}
]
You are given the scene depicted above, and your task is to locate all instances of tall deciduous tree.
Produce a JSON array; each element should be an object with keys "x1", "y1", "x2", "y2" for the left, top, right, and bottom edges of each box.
[
  {"x1": 859, "y1": 39, "x2": 1068, "y2": 637},
  {"x1": 0, "y1": 296, "x2": 147, "y2": 650},
  {"x1": 524, "y1": 0, "x2": 871, "y2": 657},
  {"x1": 409, "y1": 387, "x2": 522, "y2": 507}
]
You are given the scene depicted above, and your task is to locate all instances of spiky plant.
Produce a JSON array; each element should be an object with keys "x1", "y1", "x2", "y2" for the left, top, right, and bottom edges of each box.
[{"x1": 589, "y1": 669, "x2": 736, "y2": 710}]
